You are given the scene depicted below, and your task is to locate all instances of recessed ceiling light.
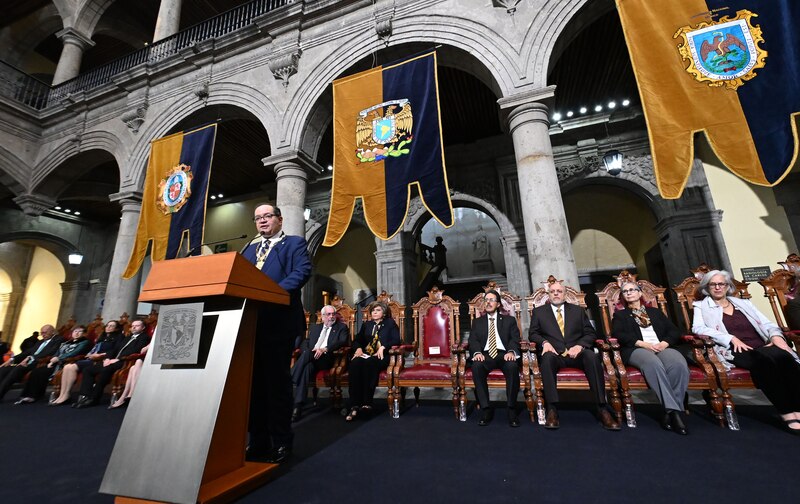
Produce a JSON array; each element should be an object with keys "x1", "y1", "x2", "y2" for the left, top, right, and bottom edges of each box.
[
  {"x1": 54, "y1": 206, "x2": 61, "y2": 210},
  {"x1": 622, "y1": 99, "x2": 630, "y2": 106},
  {"x1": 594, "y1": 105, "x2": 603, "y2": 112},
  {"x1": 74, "y1": 211, "x2": 81, "y2": 215},
  {"x1": 566, "y1": 111, "x2": 574, "y2": 117},
  {"x1": 327, "y1": 165, "x2": 333, "y2": 171},
  {"x1": 210, "y1": 195, "x2": 216, "y2": 200},
  {"x1": 552, "y1": 113, "x2": 562, "y2": 121},
  {"x1": 608, "y1": 101, "x2": 616, "y2": 109},
  {"x1": 579, "y1": 107, "x2": 587, "y2": 114},
  {"x1": 64, "y1": 209, "x2": 71, "y2": 213},
  {"x1": 217, "y1": 193, "x2": 223, "y2": 198}
]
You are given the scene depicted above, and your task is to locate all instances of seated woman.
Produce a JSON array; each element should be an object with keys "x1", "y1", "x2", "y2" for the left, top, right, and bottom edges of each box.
[
  {"x1": 50, "y1": 320, "x2": 123, "y2": 406},
  {"x1": 783, "y1": 269, "x2": 800, "y2": 331},
  {"x1": 14, "y1": 325, "x2": 92, "y2": 404},
  {"x1": 108, "y1": 344, "x2": 149, "y2": 409},
  {"x1": 346, "y1": 301, "x2": 400, "y2": 421},
  {"x1": 612, "y1": 282, "x2": 690, "y2": 434},
  {"x1": 693, "y1": 269, "x2": 800, "y2": 432}
]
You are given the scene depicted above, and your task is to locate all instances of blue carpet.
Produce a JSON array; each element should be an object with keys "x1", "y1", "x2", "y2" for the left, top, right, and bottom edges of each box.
[{"x1": 1, "y1": 398, "x2": 799, "y2": 503}]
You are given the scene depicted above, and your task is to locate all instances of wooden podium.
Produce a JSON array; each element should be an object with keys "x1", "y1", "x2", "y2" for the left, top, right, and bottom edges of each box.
[{"x1": 100, "y1": 252, "x2": 288, "y2": 504}]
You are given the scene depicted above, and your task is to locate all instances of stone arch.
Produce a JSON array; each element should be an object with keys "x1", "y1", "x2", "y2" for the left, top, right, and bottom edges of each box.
[
  {"x1": 31, "y1": 130, "x2": 125, "y2": 193},
  {"x1": 1, "y1": 4, "x2": 64, "y2": 68},
  {"x1": 404, "y1": 190, "x2": 518, "y2": 238},
  {"x1": 289, "y1": 17, "x2": 521, "y2": 153},
  {"x1": 0, "y1": 231, "x2": 80, "y2": 282},
  {"x1": 126, "y1": 82, "x2": 280, "y2": 188},
  {"x1": 305, "y1": 211, "x2": 369, "y2": 260},
  {"x1": 72, "y1": 0, "x2": 118, "y2": 36},
  {"x1": 0, "y1": 146, "x2": 32, "y2": 195}
]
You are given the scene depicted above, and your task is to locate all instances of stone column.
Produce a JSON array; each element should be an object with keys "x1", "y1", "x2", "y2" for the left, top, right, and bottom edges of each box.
[
  {"x1": 500, "y1": 92, "x2": 579, "y2": 288},
  {"x1": 57, "y1": 281, "x2": 87, "y2": 328},
  {"x1": 375, "y1": 232, "x2": 417, "y2": 306},
  {"x1": 52, "y1": 28, "x2": 95, "y2": 85},
  {"x1": 263, "y1": 151, "x2": 323, "y2": 238},
  {"x1": 153, "y1": 0, "x2": 183, "y2": 42},
  {"x1": 103, "y1": 192, "x2": 143, "y2": 321}
]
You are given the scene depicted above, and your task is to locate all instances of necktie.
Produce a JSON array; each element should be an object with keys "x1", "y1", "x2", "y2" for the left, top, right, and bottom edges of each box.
[
  {"x1": 255, "y1": 239, "x2": 270, "y2": 269},
  {"x1": 488, "y1": 317, "x2": 498, "y2": 359},
  {"x1": 116, "y1": 335, "x2": 138, "y2": 359},
  {"x1": 315, "y1": 326, "x2": 330, "y2": 350},
  {"x1": 556, "y1": 307, "x2": 565, "y2": 337}
]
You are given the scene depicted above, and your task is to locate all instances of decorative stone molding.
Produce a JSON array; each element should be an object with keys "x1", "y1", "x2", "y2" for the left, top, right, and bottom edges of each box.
[
  {"x1": 268, "y1": 49, "x2": 301, "y2": 88},
  {"x1": 56, "y1": 27, "x2": 95, "y2": 51},
  {"x1": 13, "y1": 194, "x2": 57, "y2": 216},
  {"x1": 193, "y1": 80, "x2": 209, "y2": 103},
  {"x1": 374, "y1": 0, "x2": 396, "y2": 44},
  {"x1": 493, "y1": 0, "x2": 522, "y2": 15},
  {"x1": 120, "y1": 102, "x2": 148, "y2": 133}
]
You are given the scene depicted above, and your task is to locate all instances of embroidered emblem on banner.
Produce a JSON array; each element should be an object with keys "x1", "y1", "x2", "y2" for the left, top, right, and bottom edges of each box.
[
  {"x1": 674, "y1": 10, "x2": 767, "y2": 90},
  {"x1": 157, "y1": 163, "x2": 193, "y2": 215},
  {"x1": 355, "y1": 99, "x2": 413, "y2": 162}
]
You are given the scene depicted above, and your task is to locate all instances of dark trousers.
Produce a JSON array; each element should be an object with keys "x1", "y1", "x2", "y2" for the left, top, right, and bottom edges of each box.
[
  {"x1": 539, "y1": 349, "x2": 606, "y2": 407},
  {"x1": 291, "y1": 350, "x2": 335, "y2": 406},
  {"x1": 348, "y1": 355, "x2": 389, "y2": 408},
  {"x1": 80, "y1": 361, "x2": 124, "y2": 402},
  {"x1": 0, "y1": 364, "x2": 32, "y2": 400},
  {"x1": 731, "y1": 345, "x2": 800, "y2": 414},
  {"x1": 470, "y1": 355, "x2": 520, "y2": 409},
  {"x1": 21, "y1": 365, "x2": 55, "y2": 400},
  {"x1": 250, "y1": 333, "x2": 294, "y2": 450}
]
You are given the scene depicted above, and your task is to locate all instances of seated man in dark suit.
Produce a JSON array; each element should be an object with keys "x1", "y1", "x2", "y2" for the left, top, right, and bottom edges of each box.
[
  {"x1": 469, "y1": 289, "x2": 521, "y2": 427},
  {"x1": 74, "y1": 319, "x2": 151, "y2": 408},
  {"x1": 528, "y1": 280, "x2": 620, "y2": 431},
  {"x1": 0, "y1": 324, "x2": 63, "y2": 402},
  {"x1": 291, "y1": 304, "x2": 349, "y2": 421}
]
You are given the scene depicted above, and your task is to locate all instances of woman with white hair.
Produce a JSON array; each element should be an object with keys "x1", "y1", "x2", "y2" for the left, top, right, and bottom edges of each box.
[{"x1": 693, "y1": 269, "x2": 800, "y2": 432}]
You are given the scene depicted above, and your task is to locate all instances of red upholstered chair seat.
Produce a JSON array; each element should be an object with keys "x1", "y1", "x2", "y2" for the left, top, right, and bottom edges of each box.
[
  {"x1": 397, "y1": 363, "x2": 453, "y2": 380},
  {"x1": 725, "y1": 367, "x2": 753, "y2": 382},
  {"x1": 314, "y1": 369, "x2": 331, "y2": 381},
  {"x1": 556, "y1": 367, "x2": 591, "y2": 381},
  {"x1": 688, "y1": 365, "x2": 708, "y2": 381},
  {"x1": 624, "y1": 367, "x2": 645, "y2": 383},
  {"x1": 379, "y1": 369, "x2": 389, "y2": 381}
]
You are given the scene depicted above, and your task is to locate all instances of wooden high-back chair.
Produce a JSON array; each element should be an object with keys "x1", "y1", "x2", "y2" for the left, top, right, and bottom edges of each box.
[
  {"x1": 392, "y1": 287, "x2": 462, "y2": 419},
  {"x1": 759, "y1": 254, "x2": 800, "y2": 332},
  {"x1": 595, "y1": 270, "x2": 668, "y2": 337},
  {"x1": 524, "y1": 275, "x2": 621, "y2": 425}
]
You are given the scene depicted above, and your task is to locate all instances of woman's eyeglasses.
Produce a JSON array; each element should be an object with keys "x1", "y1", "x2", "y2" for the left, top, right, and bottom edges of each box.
[
  {"x1": 708, "y1": 282, "x2": 728, "y2": 289},
  {"x1": 621, "y1": 288, "x2": 640, "y2": 294}
]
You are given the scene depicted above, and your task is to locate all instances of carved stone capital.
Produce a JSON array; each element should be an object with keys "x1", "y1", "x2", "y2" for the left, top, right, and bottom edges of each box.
[
  {"x1": 120, "y1": 102, "x2": 148, "y2": 133},
  {"x1": 373, "y1": 0, "x2": 396, "y2": 43},
  {"x1": 56, "y1": 27, "x2": 95, "y2": 51},
  {"x1": 492, "y1": 0, "x2": 522, "y2": 15},
  {"x1": 194, "y1": 81, "x2": 209, "y2": 103},
  {"x1": 13, "y1": 194, "x2": 57, "y2": 216}
]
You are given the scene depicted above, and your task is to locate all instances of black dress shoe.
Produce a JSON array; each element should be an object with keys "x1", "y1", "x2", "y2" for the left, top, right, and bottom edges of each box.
[
  {"x1": 508, "y1": 409, "x2": 520, "y2": 428},
  {"x1": 71, "y1": 395, "x2": 89, "y2": 408},
  {"x1": 75, "y1": 399, "x2": 96, "y2": 409},
  {"x1": 263, "y1": 445, "x2": 292, "y2": 464},
  {"x1": 478, "y1": 408, "x2": 494, "y2": 426},
  {"x1": 599, "y1": 409, "x2": 621, "y2": 431},
  {"x1": 670, "y1": 411, "x2": 688, "y2": 435},
  {"x1": 661, "y1": 413, "x2": 673, "y2": 431},
  {"x1": 544, "y1": 408, "x2": 560, "y2": 429},
  {"x1": 291, "y1": 407, "x2": 302, "y2": 423}
]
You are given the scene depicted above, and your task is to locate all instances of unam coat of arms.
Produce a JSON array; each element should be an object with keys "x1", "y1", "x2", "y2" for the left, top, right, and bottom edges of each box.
[
  {"x1": 156, "y1": 163, "x2": 193, "y2": 215},
  {"x1": 355, "y1": 99, "x2": 413, "y2": 163}
]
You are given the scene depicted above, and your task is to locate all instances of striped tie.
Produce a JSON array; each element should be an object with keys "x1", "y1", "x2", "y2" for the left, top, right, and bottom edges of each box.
[
  {"x1": 488, "y1": 317, "x2": 498, "y2": 359},
  {"x1": 556, "y1": 307, "x2": 565, "y2": 337}
]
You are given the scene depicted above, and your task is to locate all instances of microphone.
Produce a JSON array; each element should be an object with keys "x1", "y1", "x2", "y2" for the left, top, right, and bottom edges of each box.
[{"x1": 187, "y1": 234, "x2": 247, "y2": 256}]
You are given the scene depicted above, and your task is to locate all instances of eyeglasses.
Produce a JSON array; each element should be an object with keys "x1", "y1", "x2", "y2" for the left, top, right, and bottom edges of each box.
[
  {"x1": 621, "y1": 288, "x2": 640, "y2": 294},
  {"x1": 253, "y1": 214, "x2": 277, "y2": 222},
  {"x1": 709, "y1": 282, "x2": 728, "y2": 289},
  {"x1": 485, "y1": 298, "x2": 499, "y2": 303},
  {"x1": 321, "y1": 312, "x2": 336, "y2": 317}
]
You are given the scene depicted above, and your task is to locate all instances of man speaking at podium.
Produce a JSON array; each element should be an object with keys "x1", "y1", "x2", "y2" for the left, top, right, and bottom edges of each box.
[{"x1": 241, "y1": 203, "x2": 312, "y2": 464}]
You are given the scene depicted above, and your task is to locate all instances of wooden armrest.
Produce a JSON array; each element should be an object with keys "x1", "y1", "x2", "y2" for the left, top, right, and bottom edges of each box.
[{"x1": 121, "y1": 353, "x2": 145, "y2": 361}]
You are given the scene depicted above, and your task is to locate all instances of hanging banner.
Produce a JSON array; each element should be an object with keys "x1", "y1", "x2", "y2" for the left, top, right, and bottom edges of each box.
[
  {"x1": 324, "y1": 51, "x2": 454, "y2": 246},
  {"x1": 123, "y1": 124, "x2": 217, "y2": 278},
  {"x1": 616, "y1": 0, "x2": 799, "y2": 198}
]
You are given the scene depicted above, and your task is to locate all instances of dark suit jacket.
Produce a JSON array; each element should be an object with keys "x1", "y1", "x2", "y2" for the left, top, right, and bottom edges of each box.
[
  {"x1": 611, "y1": 307, "x2": 682, "y2": 362},
  {"x1": 110, "y1": 333, "x2": 152, "y2": 359},
  {"x1": 469, "y1": 313, "x2": 520, "y2": 358},
  {"x1": 241, "y1": 234, "x2": 312, "y2": 340},
  {"x1": 354, "y1": 318, "x2": 401, "y2": 363},
  {"x1": 13, "y1": 335, "x2": 65, "y2": 366},
  {"x1": 528, "y1": 303, "x2": 596, "y2": 354},
  {"x1": 302, "y1": 321, "x2": 349, "y2": 353}
]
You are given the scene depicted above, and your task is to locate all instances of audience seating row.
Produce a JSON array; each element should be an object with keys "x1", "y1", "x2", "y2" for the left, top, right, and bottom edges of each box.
[{"x1": 295, "y1": 255, "x2": 800, "y2": 429}]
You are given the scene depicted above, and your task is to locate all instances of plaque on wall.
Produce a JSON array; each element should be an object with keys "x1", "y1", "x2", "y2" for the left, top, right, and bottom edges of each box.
[
  {"x1": 152, "y1": 302, "x2": 204, "y2": 365},
  {"x1": 740, "y1": 266, "x2": 771, "y2": 282}
]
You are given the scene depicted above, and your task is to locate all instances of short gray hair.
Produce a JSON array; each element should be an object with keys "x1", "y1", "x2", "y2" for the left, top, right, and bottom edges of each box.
[
  {"x1": 698, "y1": 269, "x2": 736, "y2": 297},
  {"x1": 320, "y1": 304, "x2": 336, "y2": 315}
]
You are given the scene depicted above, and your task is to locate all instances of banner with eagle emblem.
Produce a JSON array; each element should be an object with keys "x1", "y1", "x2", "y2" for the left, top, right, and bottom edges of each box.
[
  {"x1": 323, "y1": 51, "x2": 454, "y2": 246},
  {"x1": 616, "y1": 0, "x2": 799, "y2": 198},
  {"x1": 123, "y1": 124, "x2": 217, "y2": 278}
]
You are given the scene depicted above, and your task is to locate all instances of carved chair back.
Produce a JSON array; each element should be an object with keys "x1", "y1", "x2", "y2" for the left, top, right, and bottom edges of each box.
[
  {"x1": 672, "y1": 264, "x2": 751, "y2": 332},
  {"x1": 758, "y1": 253, "x2": 800, "y2": 331},
  {"x1": 411, "y1": 287, "x2": 461, "y2": 365},
  {"x1": 595, "y1": 270, "x2": 668, "y2": 336},
  {"x1": 316, "y1": 295, "x2": 356, "y2": 337},
  {"x1": 525, "y1": 275, "x2": 588, "y2": 318},
  {"x1": 360, "y1": 291, "x2": 406, "y2": 338},
  {"x1": 467, "y1": 281, "x2": 522, "y2": 334}
]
